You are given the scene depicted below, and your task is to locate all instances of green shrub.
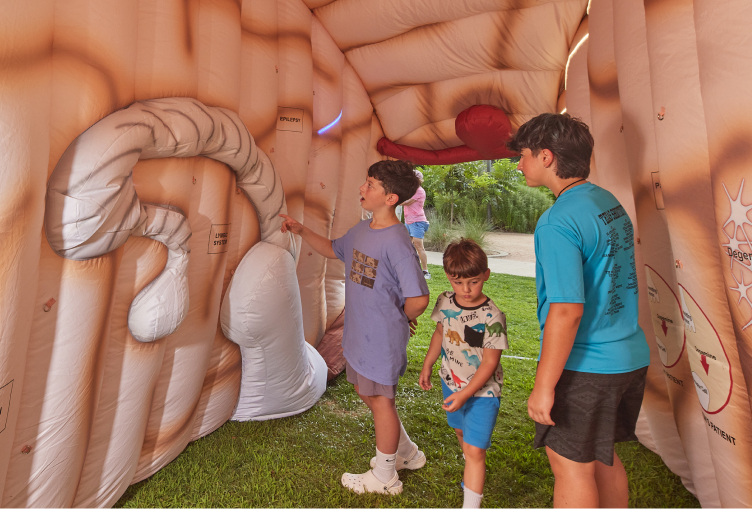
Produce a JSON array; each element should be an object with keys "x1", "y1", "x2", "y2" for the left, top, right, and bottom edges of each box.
[
  {"x1": 492, "y1": 184, "x2": 554, "y2": 233},
  {"x1": 457, "y1": 215, "x2": 492, "y2": 250},
  {"x1": 423, "y1": 209, "x2": 458, "y2": 252}
]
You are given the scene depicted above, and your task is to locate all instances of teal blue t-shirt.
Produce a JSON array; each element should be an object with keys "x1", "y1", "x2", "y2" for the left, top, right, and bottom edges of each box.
[{"x1": 534, "y1": 182, "x2": 649, "y2": 374}]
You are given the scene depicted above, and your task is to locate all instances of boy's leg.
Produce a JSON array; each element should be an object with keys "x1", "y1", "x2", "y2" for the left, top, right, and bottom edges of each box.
[
  {"x1": 411, "y1": 237, "x2": 428, "y2": 271},
  {"x1": 370, "y1": 418, "x2": 426, "y2": 471},
  {"x1": 546, "y1": 446, "x2": 598, "y2": 508},
  {"x1": 594, "y1": 452, "x2": 628, "y2": 508},
  {"x1": 369, "y1": 394, "x2": 400, "y2": 454},
  {"x1": 462, "y1": 443, "x2": 486, "y2": 494},
  {"x1": 341, "y1": 373, "x2": 403, "y2": 494},
  {"x1": 454, "y1": 428, "x2": 465, "y2": 449}
]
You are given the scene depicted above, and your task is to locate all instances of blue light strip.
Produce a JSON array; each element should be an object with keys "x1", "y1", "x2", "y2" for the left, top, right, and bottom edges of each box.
[{"x1": 317, "y1": 110, "x2": 342, "y2": 135}]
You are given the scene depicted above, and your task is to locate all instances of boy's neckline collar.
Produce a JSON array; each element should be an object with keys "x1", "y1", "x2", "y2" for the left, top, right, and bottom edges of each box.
[
  {"x1": 367, "y1": 216, "x2": 401, "y2": 230},
  {"x1": 451, "y1": 293, "x2": 489, "y2": 310}
]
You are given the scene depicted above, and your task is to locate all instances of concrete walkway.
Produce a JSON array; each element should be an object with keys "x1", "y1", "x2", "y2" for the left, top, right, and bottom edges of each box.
[{"x1": 426, "y1": 250, "x2": 535, "y2": 278}]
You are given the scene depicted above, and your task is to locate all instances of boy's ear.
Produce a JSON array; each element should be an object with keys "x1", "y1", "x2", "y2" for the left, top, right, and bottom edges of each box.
[
  {"x1": 541, "y1": 148, "x2": 555, "y2": 169},
  {"x1": 483, "y1": 268, "x2": 491, "y2": 281},
  {"x1": 385, "y1": 193, "x2": 399, "y2": 206}
]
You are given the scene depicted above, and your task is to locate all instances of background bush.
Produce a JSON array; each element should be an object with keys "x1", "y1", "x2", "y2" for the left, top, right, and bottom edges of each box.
[{"x1": 419, "y1": 159, "x2": 554, "y2": 234}]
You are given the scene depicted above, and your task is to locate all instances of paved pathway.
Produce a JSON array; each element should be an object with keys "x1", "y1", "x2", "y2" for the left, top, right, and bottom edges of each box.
[{"x1": 426, "y1": 250, "x2": 535, "y2": 278}]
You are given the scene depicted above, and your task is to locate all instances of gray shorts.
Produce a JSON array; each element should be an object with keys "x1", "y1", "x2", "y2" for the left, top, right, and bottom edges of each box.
[
  {"x1": 533, "y1": 367, "x2": 648, "y2": 466},
  {"x1": 346, "y1": 361, "x2": 397, "y2": 399}
]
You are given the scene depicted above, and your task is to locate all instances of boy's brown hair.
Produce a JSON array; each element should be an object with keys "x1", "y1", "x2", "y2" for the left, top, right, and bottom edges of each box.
[
  {"x1": 368, "y1": 160, "x2": 421, "y2": 205},
  {"x1": 443, "y1": 238, "x2": 488, "y2": 278}
]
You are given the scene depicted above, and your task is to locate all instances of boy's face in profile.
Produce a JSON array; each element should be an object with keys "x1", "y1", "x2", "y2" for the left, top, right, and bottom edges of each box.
[
  {"x1": 517, "y1": 148, "x2": 550, "y2": 188},
  {"x1": 446, "y1": 269, "x2": 491, "y2": 307},
  {"x1": 359, "y1": 176, "x2": 396, "y2": 213}
]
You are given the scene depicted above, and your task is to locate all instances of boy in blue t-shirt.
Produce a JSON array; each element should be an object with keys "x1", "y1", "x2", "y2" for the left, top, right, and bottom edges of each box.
[
  {"x1": 280, "y1": 160, "x2": 429, "y2": 496},
  {"x1": 420, "y1": 239, "x2": 508, "y2": 509},
  {"x1": 507, "y1": 113, "x2": 650, "y2": 507}
]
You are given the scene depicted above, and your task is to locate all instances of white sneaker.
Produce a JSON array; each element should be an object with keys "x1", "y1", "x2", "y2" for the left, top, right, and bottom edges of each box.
[
  {"x1": 423, "y1": 270, "x2": 431, "y2": 280},
  {"x1": 341, "y1": 469, "x2": 403, "y2": 495},
  {"x1": 370, "y1": 446, "x2": 426, "y2": 471}
]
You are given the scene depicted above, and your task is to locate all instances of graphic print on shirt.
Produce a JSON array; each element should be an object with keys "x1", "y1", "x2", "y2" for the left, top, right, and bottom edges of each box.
[
  {"x1": 350, "y1": 248, "x2": 378, "y2": 289},
  {"x1": 598, "y1": 204, "x2": 639, "y2": 318},
  {"x1": 431, "y1": 291, "x2": 509, "y2": 397},
  {"x1": 464, "y1": 325, "x2": 484, "y2": 347}
]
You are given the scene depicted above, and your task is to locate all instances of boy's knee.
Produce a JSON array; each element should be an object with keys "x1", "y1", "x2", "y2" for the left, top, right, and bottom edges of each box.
[
  {"x1": 369, "y1": 394, "x2": 396, "y2": 410},
  {"x1": 464, "y1": 444, "x2": 486, "y2": 463},
  {"x1": 546, "y1": 447, "x2": 595, "y2": 479}
]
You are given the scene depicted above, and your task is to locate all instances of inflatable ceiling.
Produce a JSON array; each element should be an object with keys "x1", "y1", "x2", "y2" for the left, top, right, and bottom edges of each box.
[{"x1": 1, "y1": 0, "x2": 751, "y2": 506}]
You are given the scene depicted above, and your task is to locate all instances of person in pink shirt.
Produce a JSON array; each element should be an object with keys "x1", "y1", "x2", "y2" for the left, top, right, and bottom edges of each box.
[{"x1": 402, "y1": 169, "x2": 431, "y2": 280}]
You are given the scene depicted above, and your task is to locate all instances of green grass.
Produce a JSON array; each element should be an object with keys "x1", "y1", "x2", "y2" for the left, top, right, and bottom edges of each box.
[{"x1": 116, "y1": 266, "x2": 699, "y2": 508}]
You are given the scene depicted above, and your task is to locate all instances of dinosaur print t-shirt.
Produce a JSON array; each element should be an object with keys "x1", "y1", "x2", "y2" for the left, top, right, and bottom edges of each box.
[{"x1": 430, "y1": 291, "x2": 509, "y2": 397}]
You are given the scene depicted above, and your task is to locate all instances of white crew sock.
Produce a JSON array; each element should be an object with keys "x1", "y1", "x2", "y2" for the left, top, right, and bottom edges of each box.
[
  {"x1": 397, "y1": 422, "x2": 417, "y2": 458},
  {"x1": 463, "y1": 486, "x2": 483, "y2": 508},
  {"x1": 373, "y1": 448, "x2": 397, "y2": 483}
]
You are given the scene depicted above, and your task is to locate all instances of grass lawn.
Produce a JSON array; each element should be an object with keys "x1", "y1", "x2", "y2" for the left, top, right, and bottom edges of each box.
[{"x1": 116, "y1": 265, "x2": 699, "y2": 508}]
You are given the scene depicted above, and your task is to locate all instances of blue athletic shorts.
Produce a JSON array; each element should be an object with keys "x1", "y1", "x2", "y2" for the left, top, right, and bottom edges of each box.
[
  {"x1": 405, "y1": 221, "x2": 429, "y2": 239},
  {"x1": 441, "y1": 380, "x2": 500, "y2": 450}
]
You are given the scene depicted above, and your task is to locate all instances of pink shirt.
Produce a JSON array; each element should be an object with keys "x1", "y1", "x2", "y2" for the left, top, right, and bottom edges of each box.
[{"x1": 404, "y1": 186, "x2": 428, "y2": 224}]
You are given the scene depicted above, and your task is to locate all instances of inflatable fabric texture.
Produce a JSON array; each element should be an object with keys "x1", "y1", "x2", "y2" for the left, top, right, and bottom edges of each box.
[
  {"x1": 377, "y1": 104, "x2": 517, "y2": 164},
  {"x1": 221, "y1": 241, "x2": 327, "y2": 420},
  {"x1": 5, "y1": 0, "x2": 752, "y2": 506},
  {"x1": 45, "y1": 98, "x2": 294, "y2": 342}
]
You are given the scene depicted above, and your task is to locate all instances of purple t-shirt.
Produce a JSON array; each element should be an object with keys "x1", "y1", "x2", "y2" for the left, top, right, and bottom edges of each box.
[{"x1": 332, "y1": 219, "x2": 430, "y2": 385}]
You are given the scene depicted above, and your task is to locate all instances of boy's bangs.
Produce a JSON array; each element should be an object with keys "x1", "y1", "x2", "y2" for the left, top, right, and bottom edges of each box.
[
  {"x1": 443, "y1": 261, "x2": 485, "y2": 279},
  {"x1": 442, "y1": 239, "x2": 488, "y2": 278}
]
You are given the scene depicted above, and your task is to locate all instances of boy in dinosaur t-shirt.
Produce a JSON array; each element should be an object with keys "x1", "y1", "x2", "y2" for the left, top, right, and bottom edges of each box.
[{"x1": 419, "y1": 239, "x2": 508, "y2": 509}]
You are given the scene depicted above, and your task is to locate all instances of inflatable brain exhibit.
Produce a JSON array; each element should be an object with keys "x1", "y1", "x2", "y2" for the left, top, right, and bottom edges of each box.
[{"x1": 1, "y1": 0, "x2": 752, "y2": 506}]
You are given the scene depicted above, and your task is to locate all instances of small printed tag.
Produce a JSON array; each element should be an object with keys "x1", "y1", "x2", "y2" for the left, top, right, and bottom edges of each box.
[
  {"x1": 208, "y1": 224, "x2": 230, "y2": 254},
  {"x1": 277, "y1": 107, "x2": 304, "y2": 133}
]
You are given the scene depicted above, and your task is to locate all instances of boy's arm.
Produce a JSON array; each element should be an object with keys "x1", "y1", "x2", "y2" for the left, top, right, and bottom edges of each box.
[
  {"x1": 419, "y1": 322, "x2": 443, "y2": 390},
  {"x1": 442, "y1": 348, "x2": 502, "y2": 412},
  {"x1": 404, "y1": 294, "x2": 430, "y2": 335},
  {"x1": 279, "y1": 214, "x2": 337, "y2": 259},
  {"x1": 527, "y1": 302, "x2": 583, "y2": 425}
]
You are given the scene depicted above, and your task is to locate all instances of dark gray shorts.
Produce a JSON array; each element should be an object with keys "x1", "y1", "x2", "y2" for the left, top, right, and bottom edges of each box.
[
  {"x1": 533, "y1": 367, "x2": 648, "y2": 466},
  {"x1": 346, "y1": 361, "x2": 397, "y2": 399}
]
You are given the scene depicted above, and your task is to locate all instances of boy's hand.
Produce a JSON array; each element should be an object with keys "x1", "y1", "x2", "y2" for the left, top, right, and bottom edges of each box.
[
  {"x1": 527, "y1": 386, "x2": 555, "y2": 425},
  {"x1": 408, "y1": 317, "x2": 418, "y2": 336},
  {"x1": 442, "y1": 390, "x2": 470, "y2": 412},
  {"x1": 279, "y1": 214, "x2": 304, "y2": 235},
  {"x1": 419, "y1": 365, "x2": 433, "y2": 390}
]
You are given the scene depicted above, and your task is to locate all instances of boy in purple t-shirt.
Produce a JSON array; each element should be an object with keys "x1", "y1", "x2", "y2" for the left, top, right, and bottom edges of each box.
[{"x1": 280, "y1": 160, "x2": 430, "y2": 495}]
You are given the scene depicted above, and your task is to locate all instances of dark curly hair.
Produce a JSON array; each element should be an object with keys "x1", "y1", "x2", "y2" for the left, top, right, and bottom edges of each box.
[
  {"x1": 506, "y1": 113, "x2": 593, "y2": 179},
  {"x1": 368, "y1": 160, "x2": 421, "y2": 205}
]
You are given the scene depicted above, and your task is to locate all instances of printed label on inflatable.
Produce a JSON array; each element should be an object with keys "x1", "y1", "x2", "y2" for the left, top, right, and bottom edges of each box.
[
  {"x1": 678, "y1": 286, "x2": 732, "y2": 414},
  {"x1": 720, "y1": 179, "x2": 752, "y2": 329},
  {"x1": 0, "y1": 380, "x2": 13, "y2": 433},
  {"x1": 277, "y1": 107, "x2": 304, "y2": 133},
  {"x1": 651, "y1": 172, "x2": 665, "y2": 209},
  {"x1": 208, "y1": 224, "x2": 230, "y2": 254},
  {"x1": 644, "y1": 266, "x2": 685, "y2": 367}
]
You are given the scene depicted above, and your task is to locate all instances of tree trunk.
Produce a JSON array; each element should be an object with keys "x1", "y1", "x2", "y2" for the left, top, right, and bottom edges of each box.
[{"x1": 450, "y1": 189, "x2": 454, "y2": 223}]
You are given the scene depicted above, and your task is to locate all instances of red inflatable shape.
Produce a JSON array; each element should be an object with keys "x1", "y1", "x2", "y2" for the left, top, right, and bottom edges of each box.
[{"x1": 377, "y1": 104, "x2": 517, "y2": 164}]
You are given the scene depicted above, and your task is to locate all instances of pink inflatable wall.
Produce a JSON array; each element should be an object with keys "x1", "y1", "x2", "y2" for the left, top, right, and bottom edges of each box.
[{"x1": 2, "y1": 0, "x2": 752, "y2": 506}]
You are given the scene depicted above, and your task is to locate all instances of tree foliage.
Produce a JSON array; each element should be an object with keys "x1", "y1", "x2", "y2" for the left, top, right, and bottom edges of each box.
[{"x1": 417, "y1": 159, "x2": 554, "y2": 233}]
